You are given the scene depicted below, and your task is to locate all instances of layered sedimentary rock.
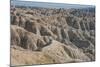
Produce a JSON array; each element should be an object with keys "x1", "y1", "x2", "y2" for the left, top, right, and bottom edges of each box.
[{"x1": 11, "y1": 7, "x2": 95, "y2": 66}]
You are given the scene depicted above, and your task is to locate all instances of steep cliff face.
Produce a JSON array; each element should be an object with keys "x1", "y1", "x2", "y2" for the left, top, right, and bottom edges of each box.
[{"x1": 11, "y1": 7, "x2": 95, "y2": 66}]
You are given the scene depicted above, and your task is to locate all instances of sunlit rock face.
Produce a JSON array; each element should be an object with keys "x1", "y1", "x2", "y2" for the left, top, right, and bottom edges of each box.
[{"x1": 10, "y1": 5, "x2": 95, "y2": 66}]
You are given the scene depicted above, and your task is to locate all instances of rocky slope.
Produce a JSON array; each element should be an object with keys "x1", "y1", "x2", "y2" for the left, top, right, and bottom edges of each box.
[{"x1": 10, "y1": 7, "x2": 95, "y2": 66}]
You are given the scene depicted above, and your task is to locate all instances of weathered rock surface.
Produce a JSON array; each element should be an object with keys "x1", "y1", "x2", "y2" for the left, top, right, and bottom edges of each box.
[{"x1": 11, "y1": 6, "x2": 95, "y2": 66}]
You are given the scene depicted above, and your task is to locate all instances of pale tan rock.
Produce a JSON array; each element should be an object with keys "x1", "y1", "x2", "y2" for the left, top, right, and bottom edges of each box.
[{"x1": 10, "y1": 7, "x2": 95, "y2": 66}]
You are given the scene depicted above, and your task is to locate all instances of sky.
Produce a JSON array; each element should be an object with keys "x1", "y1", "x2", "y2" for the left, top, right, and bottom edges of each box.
[
  {"x1": 20, "y1": 0, "x2": 95, "y2": 5},
  {"x1": 11, "y1": 0, "x2": 95, "y2": 9}
]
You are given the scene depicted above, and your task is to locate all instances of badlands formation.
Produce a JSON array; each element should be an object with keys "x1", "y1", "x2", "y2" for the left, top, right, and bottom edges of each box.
[{"x1": 10, "y1": 6, "x2": 95, "y2": 66}]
